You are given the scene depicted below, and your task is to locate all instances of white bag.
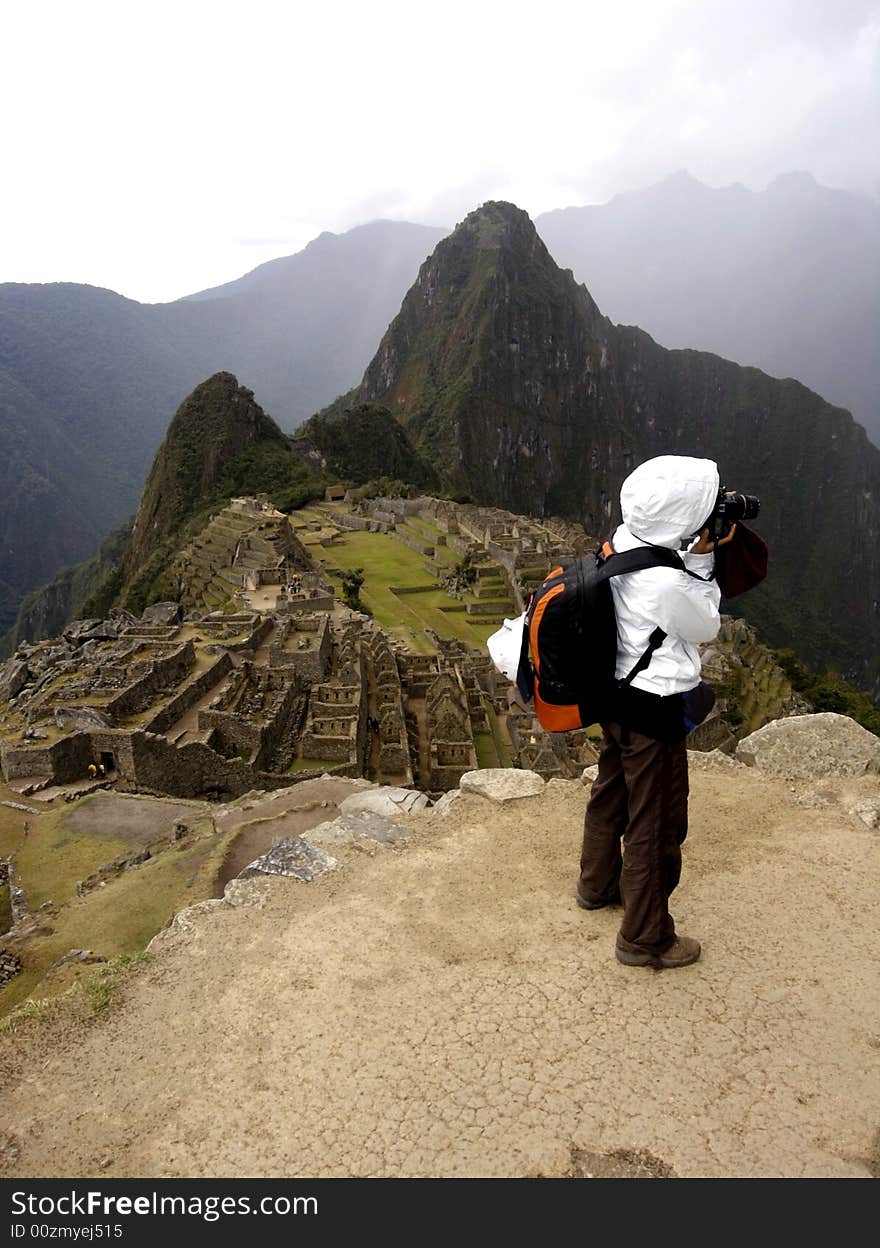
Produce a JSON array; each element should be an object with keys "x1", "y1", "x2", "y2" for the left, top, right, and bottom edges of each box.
[{"x1": 486, "y1": 612, "x2": 527, "y2": 682}]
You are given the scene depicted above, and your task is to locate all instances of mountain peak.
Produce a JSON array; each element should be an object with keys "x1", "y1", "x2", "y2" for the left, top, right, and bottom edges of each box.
[
  {"x1": 113, "y1": 374, "x2": 316, "y2": 613},
  {"x1": 656, "y1": 169, "x2": 707, "y2": 193},
  {"x1": 767, "y1": 171, "x2": 819, "y2": 194},
  {"x1": 304, "y1": 199, "x2": 613, "y2": 517}
]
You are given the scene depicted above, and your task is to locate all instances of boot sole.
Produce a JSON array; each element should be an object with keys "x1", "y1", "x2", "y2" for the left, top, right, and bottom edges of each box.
[{"x1": 615, "y1": 945, "x2": 701, "y2": 969}]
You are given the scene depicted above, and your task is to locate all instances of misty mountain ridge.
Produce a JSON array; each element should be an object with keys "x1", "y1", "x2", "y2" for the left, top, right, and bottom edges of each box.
[
  {"x1": 0, "y1": 171, "x2": 877, "y2": 637},
  {"x1": 535, "y1": 170, "x2": 880, "y2": 443}
]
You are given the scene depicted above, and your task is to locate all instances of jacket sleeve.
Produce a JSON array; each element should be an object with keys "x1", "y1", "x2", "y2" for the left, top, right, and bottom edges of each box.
[{"x1": 653, "y1": 553, "x2": 722, "y2": 644}]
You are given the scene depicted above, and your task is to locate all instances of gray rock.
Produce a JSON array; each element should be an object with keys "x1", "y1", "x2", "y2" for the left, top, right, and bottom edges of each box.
[
  {"x1": 581, "y1": 765, "x2": 599, "y2": 784},
  {"x1": 687, "y1": 750, "x2": 745, "y2": 772},
  {"x1": 546, "y1": 777, "x2": 582, "y2": 796},
  {"x1": 736, "y1": 713, "x2": 880, "y2": 780},
  {"x1": 223, "y1": 878, "x2": 272, "y2": 909},
  {"x1": 846, "y1": 798, "x2": 880, "y2": 830},
  {"x1": 147, "y1": 900, "x2": 226, "y2": 949},
  {"x1": 304, "y1": 812, "x2": 412, "y2": 849},
  {"x1": 339, "y1": 786, "x2": 430, "y2": 818},
  {"x1": 0, "y1": 659, "x2": 29, "y2": 702},
  {"x1": 49, "y1": 949, "x2": 108, "y2": 970},
  {"x1": 64, "y1": 619, "x2": 118, "y2": 645},
  {"x1": 53, "y1": 706, "x2": 112, "y2": 731},
  {"x1": 431, "y1": 790, "x2": 463, "y2": 817},
  {"x1": 459, "y1": 768, "x2": 545, "y2": 802},
  {"x1": 238, "y1": 838, "x2": 338, "y2": 882},
  {"x1": 139, "y1": 602, "x2": 183, "y2": 626}
]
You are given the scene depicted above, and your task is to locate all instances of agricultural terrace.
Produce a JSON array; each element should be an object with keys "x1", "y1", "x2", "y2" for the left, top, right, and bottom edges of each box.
[{"x1": 290, "y1": 503, "x2": 515, "y2": 655}]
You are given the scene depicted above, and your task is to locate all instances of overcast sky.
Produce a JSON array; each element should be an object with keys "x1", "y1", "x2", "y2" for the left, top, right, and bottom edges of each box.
[{"x1": 3, "y1": 0, "x2": 878, "y2": 303}]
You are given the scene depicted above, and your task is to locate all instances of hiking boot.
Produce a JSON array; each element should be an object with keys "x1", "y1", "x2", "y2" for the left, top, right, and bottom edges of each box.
[
  {"x1": 576, "y1": 888, "x2": 622, "y2": 911},
  {"x1": 615, "y1": 935, "x2": 701, "y2": 969}
]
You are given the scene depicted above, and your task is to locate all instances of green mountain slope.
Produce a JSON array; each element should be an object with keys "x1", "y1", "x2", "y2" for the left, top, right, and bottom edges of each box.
[
  {"x1": 303, "y1": 201, "x2": 880, "y2": 696},
  {"x1": 536, "y1": 172, "x2": 880, "y2": 445},
  {"x1": 2, "y1": 374, "x2": 324, "y2": 643},
  {"x1": 0, "y1": 222, "x2": 444, "y2": 628}
]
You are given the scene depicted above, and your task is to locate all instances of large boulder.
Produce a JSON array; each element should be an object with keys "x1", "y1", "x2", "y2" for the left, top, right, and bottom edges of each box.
[
  {"x1": 53, "y1": 706, "x2": 112, "y2": 731},
  {"x1": 736, "y1": 713, "x2": 880, "y2": 780},
  {"x1": 304, "y1": 812, "x2": 412, "y2": 849},
  {"x1": 139, "y1": 602, "x2": 183, "y2": 626},
  {"x1": 237, "y1": 838, "x2": 337, "y2": 882},
  {"x1": 63, "y1": 619, "x2": 118, "y2": 645},
  {"x1": 0, "y1": 659, "x2": 29, "y2": 702},
  {"x1": 459, "y1": 768, "x2": 545, "y2": 802},
  {"x1": 339, "y1": 786, "x2": 429, "y2": 818}
]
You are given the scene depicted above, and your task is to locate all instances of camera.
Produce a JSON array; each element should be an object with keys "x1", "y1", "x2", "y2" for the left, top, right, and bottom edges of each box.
[{"x1": 704, "y1": 487, "x2": 760, "y2": 541}]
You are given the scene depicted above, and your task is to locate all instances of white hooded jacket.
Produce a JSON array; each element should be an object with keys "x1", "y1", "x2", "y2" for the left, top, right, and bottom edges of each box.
[{"x1": 610, "y1": 455, "x2": 722, "y2": 696}]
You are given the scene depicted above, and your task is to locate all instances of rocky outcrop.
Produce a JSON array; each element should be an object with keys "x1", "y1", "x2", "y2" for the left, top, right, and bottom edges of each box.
[
  {"x1": 459, "y1": 768, "x2": 545, "y2": 801},
  {"x1": 736, "y1": 712, "x2": 880, "y2": 779},
  {"x1": 339, "y1": 787, "x2": 430, "y2": 818},
  {"x1": 237, "y1": 838, "x2": 338, "y2": 882},
  {"x1": 44, "y1": 720, "x2": 879, "y2": 1182}
]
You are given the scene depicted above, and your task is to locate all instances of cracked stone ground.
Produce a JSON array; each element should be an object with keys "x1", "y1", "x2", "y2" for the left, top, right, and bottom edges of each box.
[{"x1": 1, "y1": 762, "x2": 878, "y2": 1178}]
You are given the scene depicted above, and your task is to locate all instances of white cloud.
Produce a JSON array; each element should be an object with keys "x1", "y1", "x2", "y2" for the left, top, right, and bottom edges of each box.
[{"x1": 2, "y1": 0, "x2": 877, "y2": 301}]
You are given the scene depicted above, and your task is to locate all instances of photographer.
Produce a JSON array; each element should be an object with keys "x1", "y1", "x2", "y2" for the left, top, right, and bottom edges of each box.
[{"x1": 577, "y1": 455, "x2": 739, "y2": 969}]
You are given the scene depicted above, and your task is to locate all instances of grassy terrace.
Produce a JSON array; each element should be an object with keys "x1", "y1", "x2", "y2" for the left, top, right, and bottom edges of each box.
[
  {"x1": 0, "y1": 789, "x2": 233, "y2": 1018},
  {"x1": 289, "y1": 502, "x2": 507, "y2": 651},
  {"x1": 308, "y1": 528, "x2": 500, "y2": 653}
]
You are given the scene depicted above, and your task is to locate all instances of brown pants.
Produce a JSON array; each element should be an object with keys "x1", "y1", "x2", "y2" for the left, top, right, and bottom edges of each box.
[{"x1": 579, "y1": 722, "x2": 689, "y2": 954}]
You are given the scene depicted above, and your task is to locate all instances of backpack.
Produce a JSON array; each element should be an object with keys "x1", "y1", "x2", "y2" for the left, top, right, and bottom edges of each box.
[{"x1": 519, "y1": 541, "x2": 687, "y2": 733}]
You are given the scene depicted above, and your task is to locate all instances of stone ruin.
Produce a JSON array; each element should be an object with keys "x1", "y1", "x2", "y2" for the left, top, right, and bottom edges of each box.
[
  {"x1": 172, "y1": 497, "x2": 315, "y2": 614},
  {"x1": 352, "y1": 494, "x2": 592, "y2": 613},
  {"x1": 1, "y1": 494, "x2": 802, "y2": 804}
]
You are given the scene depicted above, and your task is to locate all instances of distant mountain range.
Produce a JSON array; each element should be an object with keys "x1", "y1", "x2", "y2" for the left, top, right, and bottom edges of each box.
[
  {"x1": 1, "y1": 172, "x2": 877, "y2": 641},
  {"x1": 535, "y1": 172, "x2": 880, "y2": 447},
  {"x1": 0, "y1": 222, "x2": 444, "y2": 635}
]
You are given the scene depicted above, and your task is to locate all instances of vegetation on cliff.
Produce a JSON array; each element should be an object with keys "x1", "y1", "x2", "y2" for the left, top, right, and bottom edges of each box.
[
  {"x1": 109, "y1": 374, "x2": 324, "y2": 614},
  {"x1": 6, "y1": 372, "x2": 330, "y2": 638},
  {"x1": 303, "y1": 201, "x2": 880, "y2": 696},
  {"x1": 0, "y1": 523, "x2": 131, "y2": 658},
  {"x1": 774, "y1": 649, "x2": 880, "y2": 737},
  {"x1": 296, "y1": 402, "x2": 435, "y2": 490}
]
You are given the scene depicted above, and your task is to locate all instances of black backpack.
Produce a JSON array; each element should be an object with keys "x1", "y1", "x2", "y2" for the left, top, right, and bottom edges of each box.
[{"x1": 520, "y1": 541, "x2": 687, "y2": 733}]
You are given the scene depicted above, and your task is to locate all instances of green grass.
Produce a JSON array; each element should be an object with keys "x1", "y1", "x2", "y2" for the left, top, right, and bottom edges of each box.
[
  {"x1": 82, "y1": 952, "x2": 152, "y2": 1015},
  {"x1": 317, "y1": 529, "x2": 498, "y2": 652},
  {"x1": 484, "y1": 700, "x2": 512, "y2": 767},
  {"x1": 0, "y1": 804, "x2": 130, "y2": 913},
  {"x1": 474, "y1": 732, "x2": 499, "y2": 768},
  {"x1": 0, "y1": 824, "x2": 235, "y2": 1018},
  {"x1": 0, "y1": 951, "x2": 153, "y2": 1034}
]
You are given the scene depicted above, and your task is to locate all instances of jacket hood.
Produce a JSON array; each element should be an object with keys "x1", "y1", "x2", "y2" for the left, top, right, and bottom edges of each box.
[{"x1": 620, "y1": 455, "x2": 720, "y2": 548}]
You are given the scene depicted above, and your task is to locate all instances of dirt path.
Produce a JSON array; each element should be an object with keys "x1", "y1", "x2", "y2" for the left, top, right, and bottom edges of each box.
[{"x1": 1, "y1": 759, "x2": 878, "y2": 1179}]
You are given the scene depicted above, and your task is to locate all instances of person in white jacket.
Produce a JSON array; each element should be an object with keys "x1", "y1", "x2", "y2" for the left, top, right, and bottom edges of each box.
[{"x1": 578, "y1": 455, "x2": 736, "y2": 969}]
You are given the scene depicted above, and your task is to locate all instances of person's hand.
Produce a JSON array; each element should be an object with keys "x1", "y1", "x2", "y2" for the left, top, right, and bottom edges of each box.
[{"x1": 691, "y1": 522, "x2": 737, "y2": 554}]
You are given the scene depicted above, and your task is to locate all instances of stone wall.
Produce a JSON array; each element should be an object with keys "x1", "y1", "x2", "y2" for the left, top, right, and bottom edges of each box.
[
  {"x1": 143, "y1": 653, "x2": 233, "y2": 736},
  {"x1": 198, "y1": 710, "x2": 263, "y2": 758},
  {"x1": 268, "y1": 615, "x2": 331, "y2": 681},
  {"x1": 125, "y1": 732, "x2": 290, "y2": 800},
  {"x1": 0, "y1": 741, "x2": 55, "y2": 781},
  {"x1": 105, "y1": 641, "x2": 196, "y2": 721}
]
